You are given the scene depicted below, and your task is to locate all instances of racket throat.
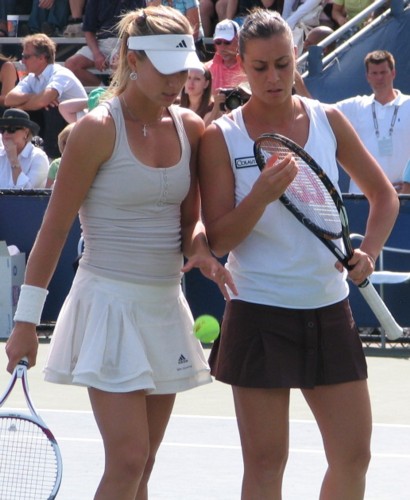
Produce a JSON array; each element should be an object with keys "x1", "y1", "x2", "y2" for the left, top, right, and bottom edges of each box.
[{"x1": 320, "y1": 238, "x2": 351, "y2": 269}]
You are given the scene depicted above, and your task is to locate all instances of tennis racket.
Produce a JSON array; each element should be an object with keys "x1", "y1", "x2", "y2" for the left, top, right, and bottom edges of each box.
[
  {"x1": 253, "y1": 133, "x2": 403, "y2": 341},
  {"x1": 0, "y1": 358, "x2": 63, "y2": 499}
]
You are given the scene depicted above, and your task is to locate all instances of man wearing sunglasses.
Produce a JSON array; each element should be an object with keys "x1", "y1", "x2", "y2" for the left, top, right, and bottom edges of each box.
[
  {"x1": 205, "y1": 19, "x2": 246, "y2": 94},
  {"x1": 4, "y1": 33, "x2": 87, "y2": 158}
]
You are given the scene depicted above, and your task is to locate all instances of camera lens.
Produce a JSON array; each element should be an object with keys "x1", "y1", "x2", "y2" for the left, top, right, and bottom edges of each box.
[
  {"x1": 225, "y1": 93, "x2": 242, "y2": 110},
  {"x1": 219, "y1": 88, "x2": 248, "y2": 111}
]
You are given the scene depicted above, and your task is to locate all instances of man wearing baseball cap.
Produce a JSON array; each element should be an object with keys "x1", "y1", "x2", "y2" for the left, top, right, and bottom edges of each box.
[{"x1": 205, "y1": 19, "x2": 246, "y2": 94}]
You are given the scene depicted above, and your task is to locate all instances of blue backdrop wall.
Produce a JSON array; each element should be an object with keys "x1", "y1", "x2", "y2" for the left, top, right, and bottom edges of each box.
[{"x1": 304, "y1": 4, "x2": 410, "y2": 102}]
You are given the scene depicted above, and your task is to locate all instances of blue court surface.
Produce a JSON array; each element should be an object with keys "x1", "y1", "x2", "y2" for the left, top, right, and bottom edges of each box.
[{"x1": 1, "y1": 345, "x2": 409, "y2": 499}]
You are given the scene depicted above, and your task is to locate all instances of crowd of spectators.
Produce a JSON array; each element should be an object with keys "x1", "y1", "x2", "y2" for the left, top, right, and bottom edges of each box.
[
  {"x1": 0, "y1": 0, "x2": 407, "y2": 193},
  {"x1": 0, "y1": 0, "x2": 86, "y2": 38}
]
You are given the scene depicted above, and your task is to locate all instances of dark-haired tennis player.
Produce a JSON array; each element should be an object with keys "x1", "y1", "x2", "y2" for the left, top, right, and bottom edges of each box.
[{"x1": 198, "y1": 8, "x2": 399, "y2": 500}]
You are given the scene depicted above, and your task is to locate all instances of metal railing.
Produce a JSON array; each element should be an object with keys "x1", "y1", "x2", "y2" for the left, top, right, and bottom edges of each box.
[
  {"x1": 350, "y1": 233, "x2": 410, "y2": 348},
  {"x1": 297, "y1": 0, "x2": 409, "y2": 77}
]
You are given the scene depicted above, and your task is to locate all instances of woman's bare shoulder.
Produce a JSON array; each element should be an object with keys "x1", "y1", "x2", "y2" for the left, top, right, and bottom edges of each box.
[
  {"x1": 71, "y1": 104, "x2": 114, "y2": 141},
  {"x1": 176, "y1": 105, "x2": 205, "y2": 142},
  {"x1": 63, "y1": 103, "x2": 116, "y2": 166}
]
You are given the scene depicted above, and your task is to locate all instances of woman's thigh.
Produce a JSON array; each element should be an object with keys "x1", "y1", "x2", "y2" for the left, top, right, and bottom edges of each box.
[
  {"x1": 232, "y1": 386, "x2": 291, "y2": 458},
  {"x1": 302, "y1": 380, "x2": 372, "y2": 461}
]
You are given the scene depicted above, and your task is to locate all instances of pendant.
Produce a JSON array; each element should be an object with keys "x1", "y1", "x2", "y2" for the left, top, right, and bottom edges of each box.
[{"x1": 142, "y1": 124, "x2": 148, "y2": 137}]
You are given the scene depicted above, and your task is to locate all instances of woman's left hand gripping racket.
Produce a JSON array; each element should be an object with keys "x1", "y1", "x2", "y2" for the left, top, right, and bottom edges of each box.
[
  {"x1": 254, "y1": 133, "x2": 403, "y2": 341},
  {"x1": 0, "y1": 358, "x2": 63, "y2": 499}
]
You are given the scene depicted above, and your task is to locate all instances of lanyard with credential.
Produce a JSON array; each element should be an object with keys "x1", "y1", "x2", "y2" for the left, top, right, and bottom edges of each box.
[{"x1": 372, "y1": 102, "x2": 399, "y2": 138}]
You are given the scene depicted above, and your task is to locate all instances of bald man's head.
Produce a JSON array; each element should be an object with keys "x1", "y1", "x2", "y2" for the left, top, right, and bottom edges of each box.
[{"x1": 303, "y1": 26, "x2": 335, "y2": 55}]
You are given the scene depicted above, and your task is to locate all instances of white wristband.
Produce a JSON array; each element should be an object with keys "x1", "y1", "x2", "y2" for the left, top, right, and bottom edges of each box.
[{"x1": 14, "y1": 284, "x2": 49, "y2": 325}]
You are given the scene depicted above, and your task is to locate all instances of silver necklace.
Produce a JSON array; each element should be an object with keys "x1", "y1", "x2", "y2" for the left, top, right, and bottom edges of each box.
[{"x1": 120, "y1": 95, "x2": 164, "y2": 137}]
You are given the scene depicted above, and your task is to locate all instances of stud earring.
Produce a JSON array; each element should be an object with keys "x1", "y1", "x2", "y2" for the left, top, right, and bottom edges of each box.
[{"x1": 130, "y1": 71, "x2": 138, "y2": 81}]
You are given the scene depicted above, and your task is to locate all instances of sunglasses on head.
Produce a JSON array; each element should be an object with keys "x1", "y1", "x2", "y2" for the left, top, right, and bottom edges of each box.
[
  {"x1": 0, "y1": 126, "x2": 24, "y2": 134},
  {"x1": 214, "y1": 40, "x2": 232, "y2": 46}
]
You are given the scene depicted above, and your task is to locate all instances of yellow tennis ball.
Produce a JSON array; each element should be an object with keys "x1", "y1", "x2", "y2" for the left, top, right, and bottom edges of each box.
[{"x1": 193, "y1": 315, "x2": 220, "y2": 343}]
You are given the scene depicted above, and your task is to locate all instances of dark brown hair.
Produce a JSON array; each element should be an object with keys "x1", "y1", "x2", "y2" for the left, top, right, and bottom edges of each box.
[
  {"x1": 364, "y1": 50, "x2": 395, "y2": 72},
  {"x1": 238, "y1": 8, "x2": 293, "y2": 58},
  {"x1": 179, "y1": 67, "x2": 213, "y2": 118}
]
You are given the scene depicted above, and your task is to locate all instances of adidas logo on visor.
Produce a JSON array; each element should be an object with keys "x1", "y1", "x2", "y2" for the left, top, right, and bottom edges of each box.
[
  {"x1": 127, "y1": 34, "x2": 195, "y2": 52},
  {"x1": 176, "y1": 39, "x2": 188, "y2": 48}
]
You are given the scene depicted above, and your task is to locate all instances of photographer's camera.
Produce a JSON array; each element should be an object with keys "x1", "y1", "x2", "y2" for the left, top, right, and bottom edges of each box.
[{"x1": 219, "y1": 88, "x2": 250, "y2": 111}]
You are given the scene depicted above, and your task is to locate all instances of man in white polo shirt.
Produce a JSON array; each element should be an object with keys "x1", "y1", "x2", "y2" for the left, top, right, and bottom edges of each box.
[
  {"x1": 5, "y1": 33, "x2": 87, "y2": 158},
  {"x1": 334, "y1": 50, "x2": 410, "y2": 194}
]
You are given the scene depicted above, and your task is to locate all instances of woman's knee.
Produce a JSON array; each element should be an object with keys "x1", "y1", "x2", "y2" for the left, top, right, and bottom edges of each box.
[
  {"x1": 106, "y1": 441, "x2": 150, "y2": 482},
  {"x1": 243, "y1": 445, "x2": 289, "y2": 481},
  {"x1": 348, "y1": 448, "x2": 372, "y2": 476},
  {"x1": 328, "y1": 446, "x2": 371, "y2": 479}
]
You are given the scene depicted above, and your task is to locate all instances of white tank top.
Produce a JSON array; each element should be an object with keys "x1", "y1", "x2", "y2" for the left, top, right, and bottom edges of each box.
[
  {"x1": 79, "y1": 97, "x2": 191, "y2": 285},
  {"x1": 216, "y1": 97, "x2": 349, "y2": 308}
]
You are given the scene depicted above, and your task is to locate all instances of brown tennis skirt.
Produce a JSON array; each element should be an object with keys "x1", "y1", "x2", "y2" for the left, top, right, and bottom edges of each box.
[{"x1": 209, "y1": 299, "x2": 367, "y2": 389}]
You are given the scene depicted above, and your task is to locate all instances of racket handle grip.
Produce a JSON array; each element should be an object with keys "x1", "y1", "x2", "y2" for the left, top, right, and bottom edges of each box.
[{"x1": 358, "y1": 280, "x2": 403, "y2": 340}]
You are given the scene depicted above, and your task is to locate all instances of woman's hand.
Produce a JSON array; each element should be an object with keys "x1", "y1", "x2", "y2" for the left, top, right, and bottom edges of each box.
[
  {"x1": 3, "y1": 138, "x2": 18, "y2": 166},
  {"x1": 335, "y1": 249, "x2": 375, "y2": 286},
  {"x1": 182, "y1": 255, "x2": 238, "y2": 301},
  {"x1": 251, "y1": 153, "x2": 298, "y2": 206},
  {"x1": 5, "y1": 322, "x2": 39, "y2": 374},
  {"x1": 213, "y1": 90, "x2": 227, "y2": 112}
]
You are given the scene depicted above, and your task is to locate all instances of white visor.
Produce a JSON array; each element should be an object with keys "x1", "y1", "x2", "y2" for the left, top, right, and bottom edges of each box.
[{"x1": 128, "y1": 34, "x2": 203, "y2": 75}]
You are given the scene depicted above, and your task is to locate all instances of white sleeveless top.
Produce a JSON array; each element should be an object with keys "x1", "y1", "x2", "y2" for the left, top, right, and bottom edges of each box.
[
  {"x1": 216, "y1": 96, "x2": 349, "y2": 308},
  {"x1": 79, "y1": 97, "x2": 191, "y2": 285}
]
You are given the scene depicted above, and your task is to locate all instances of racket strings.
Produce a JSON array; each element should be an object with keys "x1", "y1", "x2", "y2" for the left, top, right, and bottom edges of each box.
[
  {"x1": 259, "y1": 141, "x2": 342, "y2": 238},
  {"x1": 0, "y1": 417, "x2": 59, "y2": 499}
]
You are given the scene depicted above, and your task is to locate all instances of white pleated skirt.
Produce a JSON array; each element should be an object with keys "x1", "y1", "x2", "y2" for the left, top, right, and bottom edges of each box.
[{"x1": 44, "y1": 267, "x2": 212, "y2": 394}]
